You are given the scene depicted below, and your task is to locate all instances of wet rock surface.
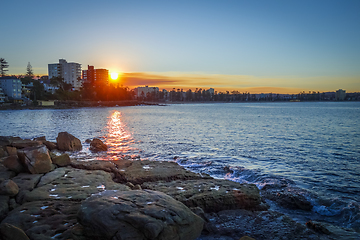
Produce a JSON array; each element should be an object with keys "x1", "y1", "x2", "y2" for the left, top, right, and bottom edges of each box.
[
  {"x1": 261, "y1": 187, "x2": 313, "y2": 211},
  {"x1": 78, "y1": 190, "x2": 204, "y2": 240},
  {"x1": 200, "y1": 209, "x2": 326, "y2": 240},
  {"x1": 1, "y1": 200, "x2": 81, "y2": 240},
  {"x1": 23, "y1": 168, "x2": 130, "y2": 202},
  {"x1": 122, "y1": 160, "x2": 211, "y2": 184},
  {"x1": 142, "y1": 179, "x2": 266, "y2": 212}
]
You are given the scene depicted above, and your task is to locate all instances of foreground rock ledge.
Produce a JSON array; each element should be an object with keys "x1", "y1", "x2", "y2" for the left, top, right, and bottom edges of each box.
[
  {"x1": 78, "y1": 190, "x2": 204, "y2": 240},
  {"x1": 1, "y1": 134, "x2": 360, "y2": 240}
]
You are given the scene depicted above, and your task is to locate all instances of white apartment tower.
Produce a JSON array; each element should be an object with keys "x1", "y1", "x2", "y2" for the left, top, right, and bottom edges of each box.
[{"x1": 48, "y1": 59, "x2": 82, "y2": 90}]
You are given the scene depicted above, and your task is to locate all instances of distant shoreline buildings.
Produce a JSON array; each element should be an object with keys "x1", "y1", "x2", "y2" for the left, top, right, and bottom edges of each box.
[{"x1": 0, "y1": 57, "x2": 359, "y2": 103}]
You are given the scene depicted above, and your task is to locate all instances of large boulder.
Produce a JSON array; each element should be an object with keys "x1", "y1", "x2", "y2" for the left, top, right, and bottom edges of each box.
[
  {"x1": 0, "y1": 180, "x2": 19, "y2": 197},
  {"x1": 5, "y1": 146, "x2": 17, "y2": 156},
  {"x1": 43, "y1": 141, "x2": 57, "y2": 151},
  {"x1": 78, "y1": 190, "x2": 204, "y2": 240},
  {"x1": 17, "y1": 145, "x2": 53, "y2": 174},
  {"x1": 89, "y1": 138, "x2": 108, "y2": 152},
  {"x1": 0, "y1": 223, "x2": 30, "y2": 240},
  {"x1": 56, "y1": 132, "x2": 82, "y2": 151},
  {"x1": 51, "y1": 153, "x2": 71, "y2": 167},
  {"x1": 3, "y1": 155, "x2": 25, "y2": 173},
  {"x1": 142, "y1": 179, "x2": 265, "y2": 212}
]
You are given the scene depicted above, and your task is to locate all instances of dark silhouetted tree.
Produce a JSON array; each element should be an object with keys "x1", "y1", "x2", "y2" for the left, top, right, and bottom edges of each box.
[
  {"x1": 0, "y1": 58, "x2": 9, "y2": 76},
  {"x1": 26, "y1": 62, "x2": 34, "y2": 79}
]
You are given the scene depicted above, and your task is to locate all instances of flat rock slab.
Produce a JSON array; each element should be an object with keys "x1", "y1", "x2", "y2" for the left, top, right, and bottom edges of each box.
[
  {"x1": 37, "y1": 168, "x2": 66, "y2": 187},
  {"x1": 142, "y1": 179, "x2": 264, "y2": 212},
  {"x1": 10, "y1": 139, "x2": 42, "y2": 149},
  {"x1": 70, "y1": 159, "x2": 132, "y2": 182},
  {"x1": 122, "y1": 160, "x2": 211, "y2": 184},
  {"x1": 70, "y1": 159, "x2": 132, "y2": 172},
  {"x1": 202, "y1": 209, "x2": 330, "y2": 240},
  {"x1": 1, "y1": 200, "x2": 81, "y2": 240},
  {"x1": 23, "y1": 168, "x2": 130, "y2": 202},
  {"x1": 78, "y1": 190, "x2": 204, "y2": 240},
  {"x1": 12, "y1": 173, "x2": 43, "y2": 191},
  {"x1": 12, "y1": 173, "x2": 43, "y2": 203}
]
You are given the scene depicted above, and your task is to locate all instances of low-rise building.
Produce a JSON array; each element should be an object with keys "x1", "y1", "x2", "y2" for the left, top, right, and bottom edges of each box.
[
  {"x1": 135, "y1": 86, "x2": 159, "y2": 98},
  {"x1": 22, "y1": 82, "x2": 33, "y2": 99},
  {"x1": 38, "y1": 100, "x2": 55, "y2": 106},
  {"x1": 0, "y1": 86, "x2": 5, "y2": 103},
  {"x1": 335, "y1": 89, "x2": 346, "y2": 101},
  {"x1": 0, "y1": 76, "x2": 22, "y2": 102}
]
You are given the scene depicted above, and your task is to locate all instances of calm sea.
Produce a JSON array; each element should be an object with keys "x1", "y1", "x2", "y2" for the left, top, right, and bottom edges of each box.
[{"x1": 1, "y1": 102, "x2": 359, "y2": 228}]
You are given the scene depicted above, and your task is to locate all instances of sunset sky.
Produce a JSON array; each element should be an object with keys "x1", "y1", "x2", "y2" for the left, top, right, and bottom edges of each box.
[{"x1": 2, "y1": 0, "x2": 360, "y2": 93}]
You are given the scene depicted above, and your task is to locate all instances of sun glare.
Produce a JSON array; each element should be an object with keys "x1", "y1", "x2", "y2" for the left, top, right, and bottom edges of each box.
[{"x1": 110, "y1": 72, "x2": 119, "y2": 80}]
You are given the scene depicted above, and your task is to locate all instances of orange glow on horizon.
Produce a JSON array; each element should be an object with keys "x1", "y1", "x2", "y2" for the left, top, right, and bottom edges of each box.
[{"x1": 118, "y1": 72, "x2": 360, "y2": 94}]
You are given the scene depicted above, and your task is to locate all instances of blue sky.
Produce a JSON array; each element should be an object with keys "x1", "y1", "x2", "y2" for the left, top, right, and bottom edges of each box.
[{"x1": 2, "y1": 0, "x2": 360, "y2": 92}]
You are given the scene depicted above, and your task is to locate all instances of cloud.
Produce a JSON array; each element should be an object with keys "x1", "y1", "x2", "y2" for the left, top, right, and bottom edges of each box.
[
  {"x1": 120, "y1": 72, "x2": 179, "y2": 86},
  {"x1": 120, "y1": 72, "x2": 251, "y2": 89}
]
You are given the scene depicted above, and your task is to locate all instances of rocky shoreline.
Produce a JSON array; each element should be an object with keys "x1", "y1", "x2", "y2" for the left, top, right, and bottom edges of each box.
[{"x1": 0, "y1": 133, "x2": 359, "y2": 240}]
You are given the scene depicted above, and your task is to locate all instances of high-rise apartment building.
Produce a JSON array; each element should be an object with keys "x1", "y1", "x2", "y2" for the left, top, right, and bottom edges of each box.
[
  {"x1": 82, "y1": 65, "x2": 109, "y2": 86},
  {"x1": 48, "y1": 59, "x2": 82, "y2": 90}
]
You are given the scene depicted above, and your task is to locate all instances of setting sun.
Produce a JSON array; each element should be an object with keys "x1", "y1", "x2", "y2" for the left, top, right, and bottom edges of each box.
[{"x1": 110, "y1": 72, "x2": 119, "y2": 80}]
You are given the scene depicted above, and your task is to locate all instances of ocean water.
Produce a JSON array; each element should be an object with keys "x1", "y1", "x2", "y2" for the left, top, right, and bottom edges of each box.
[{"x1": 1, "y1": 102, "x2": 359, "y2": 229}]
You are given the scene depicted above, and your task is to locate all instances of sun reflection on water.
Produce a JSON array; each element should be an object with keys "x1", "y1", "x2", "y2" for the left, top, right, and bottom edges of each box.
[{"x1": 102, "y1": 111, "x2": 134, "y2": 159}]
